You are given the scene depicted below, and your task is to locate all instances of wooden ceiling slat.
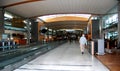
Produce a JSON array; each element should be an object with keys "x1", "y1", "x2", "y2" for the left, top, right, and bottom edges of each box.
[
  {"x1": 45, "y1": 21, "x2": 88, "y2": 30},
  {"x1": 46, "y1": 24, "x2": 87, "y2": 30}
]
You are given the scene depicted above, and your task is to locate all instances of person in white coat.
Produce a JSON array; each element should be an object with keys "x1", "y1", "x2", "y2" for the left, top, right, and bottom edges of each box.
[{"x1": 79, "y1": 34, "x2": 87, "y2": 54}]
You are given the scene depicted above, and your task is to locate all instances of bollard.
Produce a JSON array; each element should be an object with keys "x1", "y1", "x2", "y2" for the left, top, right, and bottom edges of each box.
[
  {"x1": 8, "y1": 41, "x2": 11, "y2": 50},
  {"x1": 91, "y1": 41, "x2": 94, "y2": 55},
  {"x1": 107, "y1": 41, "x2": 112, "y2": 53},
  {"x1": 2, "y1": 41, "x2": 5, "y2": 51},
  {"x1": 107, "y1": 41, "x2": 109, "y2": 50},
  {"x1": 13, "y1": 42, "x2": 15, "y2": 49}
]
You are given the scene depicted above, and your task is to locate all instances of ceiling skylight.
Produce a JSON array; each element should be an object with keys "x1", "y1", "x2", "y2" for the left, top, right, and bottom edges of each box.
[{"x1": 38, "y1": 14, "x2": 91, "y2": 21}]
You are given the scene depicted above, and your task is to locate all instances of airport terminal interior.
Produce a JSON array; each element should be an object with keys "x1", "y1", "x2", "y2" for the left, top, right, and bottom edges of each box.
[{"x1": 0, "y1": 0, "x2": 120, "y2": 71}]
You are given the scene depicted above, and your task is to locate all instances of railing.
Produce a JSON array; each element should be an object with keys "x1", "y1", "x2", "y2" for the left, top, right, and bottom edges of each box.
[{"x1": 0, "y1": 41, "x2": 18, "y2": 51}]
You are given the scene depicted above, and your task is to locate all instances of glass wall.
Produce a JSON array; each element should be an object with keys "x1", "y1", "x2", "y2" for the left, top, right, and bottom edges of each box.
[
  {"x1": 102, "y1": 6, "x2": 118, "y2": 40},
  {"x1": 4, "y1": 11, "x2": 28, "y2": 45}
]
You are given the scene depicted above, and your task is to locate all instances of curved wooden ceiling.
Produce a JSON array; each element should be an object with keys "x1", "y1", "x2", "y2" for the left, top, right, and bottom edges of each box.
[
  {"x1": 45, "y1": 16, "x2": 89, "y2": 23},
  {"x1": 38, "y1": 16, "x2": 89, "y2": 30},
  {"x1": 45, "y1": 21, "x2": 88, "y2": 30},
  {"x1": 0, "y1": 0, "x2": 118, "y2": 30}
]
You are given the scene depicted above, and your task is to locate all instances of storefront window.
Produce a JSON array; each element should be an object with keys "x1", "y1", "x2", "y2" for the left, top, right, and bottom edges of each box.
[{"x1": 102, "y1": 6, "x2": 118, "y2": 40}]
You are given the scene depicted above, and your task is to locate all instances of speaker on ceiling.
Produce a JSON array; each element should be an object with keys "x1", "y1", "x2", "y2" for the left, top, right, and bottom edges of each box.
[{"x1": 40, "y1": 28, "x2": 47, "y2": 33}]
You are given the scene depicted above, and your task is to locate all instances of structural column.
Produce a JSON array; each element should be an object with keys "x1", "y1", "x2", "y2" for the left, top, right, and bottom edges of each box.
[
  {"x1": 0, "y1": 8, "x2": 5, "y2": 40},
  {"x1": 24, "y1": 19, "x2": 31, "y2": 45},
  {"x1": 99, "y1": 17, "x2": 104, "y2": 39},
  {"x1": 118, "y1": 2, "x2": 120, "y2": 42},
  {"x1": 30, "y1": 19, "x2": 38, "y2": 43},
  {"x1": 92, "y1": 19, "x2": 100, "y2": 39}
]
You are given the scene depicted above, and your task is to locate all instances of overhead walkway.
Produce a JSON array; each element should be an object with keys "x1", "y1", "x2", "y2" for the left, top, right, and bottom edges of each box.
[{"x1": 14, "y1": 42, "x2": 109, "y2": 71}]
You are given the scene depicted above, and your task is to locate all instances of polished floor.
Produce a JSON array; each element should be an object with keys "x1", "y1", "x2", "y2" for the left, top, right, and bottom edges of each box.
[
  {"x1": 14, "y1": 42, "x2": 109, "y2": 71},
  {"x1": 96, "y1": 49, "x2": 120, "y2": 71}
]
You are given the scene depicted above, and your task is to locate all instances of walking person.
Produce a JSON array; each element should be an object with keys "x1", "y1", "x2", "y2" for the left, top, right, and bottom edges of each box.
[{"x1": 79, "y1": 34, "x2": 87, "y2": 54}]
